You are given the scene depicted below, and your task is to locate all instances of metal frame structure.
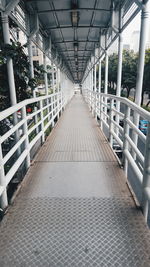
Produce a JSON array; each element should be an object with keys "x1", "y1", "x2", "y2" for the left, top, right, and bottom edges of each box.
[
  {"x1": 0, "y1": 0, "x2": 150, "y2": 228},
  {"x1": 83, "y1": 89, "x2": 150, "y2": 223},
  {"x1": 0, "y1": 84, "x2": 74, "y2": 209}
]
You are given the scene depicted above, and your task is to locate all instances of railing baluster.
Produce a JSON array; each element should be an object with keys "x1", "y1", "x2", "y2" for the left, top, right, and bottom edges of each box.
[
  {"x1": 0, "y1": 145, "x2": 8, "y2": 209},
  {"x1": 109, "y1": 99, "x2": 114, "y2": 147},
  {"x1": 40, "y1": 100, "x2": 45, "y2": 143},
  {"x1": 22, "y1": 106, "x2": 30, "y2": 169},
  {"x1": 100, "y1": 94, "x2": 103, "y2": 130},
  {"x1": 142, "y1": 122, "x2": 150, "y2": 222},
  {"x1": 122, "y1": 106, "x2": 130, "y2": 176}
]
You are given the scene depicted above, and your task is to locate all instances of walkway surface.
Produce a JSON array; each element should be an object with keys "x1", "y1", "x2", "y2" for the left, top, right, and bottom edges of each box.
[{"x1": 0, "y1": 94, "x2": 150, "y2": 267}]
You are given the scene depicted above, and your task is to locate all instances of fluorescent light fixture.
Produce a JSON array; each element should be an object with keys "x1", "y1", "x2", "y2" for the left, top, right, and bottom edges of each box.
[{"x1": 74, "y1": 42, "x2": 78, "y2": 52}]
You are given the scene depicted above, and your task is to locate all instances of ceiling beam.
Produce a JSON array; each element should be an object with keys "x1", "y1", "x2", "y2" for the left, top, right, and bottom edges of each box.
[
  {"x1": 55, "y1": 40, "x2": 99, "y2": 44},
  {"x1": 57, "y1": 49, "x2": 92, "y2": 52},
  {"x1": 46, "y1": 25, "x2": 107, "y2": 30},
  {"x1": 37, "y1": 8, "x2": 110, "y2": 14}
]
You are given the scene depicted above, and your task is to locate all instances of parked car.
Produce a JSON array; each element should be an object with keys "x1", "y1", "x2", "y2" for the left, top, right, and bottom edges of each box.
[{"x1": 139, "y1": 120, "x2": 148, "y2": 135}]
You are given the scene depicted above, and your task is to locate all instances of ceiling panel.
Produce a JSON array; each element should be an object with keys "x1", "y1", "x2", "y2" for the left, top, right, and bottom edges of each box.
[{"x1": 25, "y1": 0, "x2": 126, "y2": 82}]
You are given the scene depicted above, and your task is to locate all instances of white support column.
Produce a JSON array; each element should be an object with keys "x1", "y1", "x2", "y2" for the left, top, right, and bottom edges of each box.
[
  {"x1": 91, "y1": 67, "x2": 94, "y2": 114},
  {"x1": 116, "y1": 8, "x2": 123, "y2": 135},
  {"x1": 27, "y1": 13, "x2": 39, "y2": 95},
  {"x1": 109, "y1": 99, "x2": 114, "y2": 147},
  {"x1": 116, "y1": 35, "x2": 123, "y2": 97},
  {"x1": 2, "y1": 15, "x2": 17, "y2": 106},
  {"x1": 104, "y1": 50, "x2": 108, "y2": 95},
  {"x1": 104, "y1": 48, "x2": 109, "y2": 120},
  {"x1": 135, "y1": 0, "x2": 150, "y2": 106},
  {"x1": 56, "y1": 67, "x2": 60, "y2": 93},
  {"x1": 122, "y1": 106, "x2": 130, "y2": 176},
  {"x1": 28, "y1": 40, "x2": 34, "y2": 79},
  {"x1": 44, "y1": 53, "x2": 48, "y2": 95},
  {"x1": 98, "y1": 59, "x2": 102, "y2": 122},
  {"x1": 94, "y1": 58, "x2": 97, "y2": 118},
  {"x1": 142, "y1": 122, "x2": 150, "y2": 221},
  {"x1": 98, "y1": 60, "x2": 101, "y2": 94},
  {"x1": 94, "y1": 63, "x2": 97, "y2": 92},
  {"x1": 0, "y1": 145, "x2": 8, "y2": 209},
  {"x1": 52, "y1": 62, "x2": 55, "y2": 93},
  {"x1": 132, "y1": 0, "x2": 150, "y2": 157},
  {"x1": 91, "y1": 66, "x2": 93, "y2": 92},
  {"x1": 1, "y1": 14, "x2": 21, "y2": 155}
]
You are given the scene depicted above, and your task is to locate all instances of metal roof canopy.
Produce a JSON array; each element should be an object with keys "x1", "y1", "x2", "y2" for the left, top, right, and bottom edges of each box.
[{"x1": 12, "y1": 0, "x2": 142, "y2": 83}]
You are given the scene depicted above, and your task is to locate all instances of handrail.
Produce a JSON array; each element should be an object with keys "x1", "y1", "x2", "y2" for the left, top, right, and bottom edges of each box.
[
  {"x1": 0, "y1": 92, "x2": 64, "y2": 209},
  {"x1": 101, "y1": 93, "x2": 150, "y2": 121},
  {"x1": 83, "y1": 89, "x2": 150, "y2": 224},
  {"x1": 0, "y1": 93, "x2": 59, "y2": 121}
]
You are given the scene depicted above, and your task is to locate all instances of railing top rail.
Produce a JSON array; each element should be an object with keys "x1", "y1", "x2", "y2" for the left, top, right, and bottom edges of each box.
[
  {"x1": 0, "y1": 92, "x2": 61, "y2": 122},
  {"x1": 97, "y1": 92, "x2": 150, "y2": 121}
]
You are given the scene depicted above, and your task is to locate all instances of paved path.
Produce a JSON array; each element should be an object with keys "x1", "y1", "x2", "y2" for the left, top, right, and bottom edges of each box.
[{"x1": 0, "y1": 94, "x2": 150, "y2": 267}]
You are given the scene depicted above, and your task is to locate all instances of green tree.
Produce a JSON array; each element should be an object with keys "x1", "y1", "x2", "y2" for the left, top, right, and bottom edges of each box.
[
  {"x1": 121, "y1": 50, "x2": 137, "y2": 98},
  {"x1": 142, "y1": 48, "x2": 150, "y2": 106},
  {"x1": 108, "y1": 53, "x2": 118, "y2": 89},
  {"x1": 0, "y1": 16, "x2": 46, "y2": 111}
]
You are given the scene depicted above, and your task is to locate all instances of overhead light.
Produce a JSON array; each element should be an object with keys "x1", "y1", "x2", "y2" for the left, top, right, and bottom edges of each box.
[
  {"x1": 74, "y1": 42, "x2": 78, "y2": 52},
  {"x1": 71, "y1": 1, "x2": 79, "y2": 27},
  {"x1": 71, "y1": 11, "x2": 78, "y2": 26},
  {"x1": 75, "y1": 57, "x2": 78, "y2": 62}
]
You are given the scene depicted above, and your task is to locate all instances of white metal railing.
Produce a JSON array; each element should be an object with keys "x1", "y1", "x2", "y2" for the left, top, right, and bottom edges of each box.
[
  {"x1": 83, "y1": 89, "x2": 150, "y2": 223},
  {"x1": 0, "y1": 92, "x2": 64, "y2": 209}
]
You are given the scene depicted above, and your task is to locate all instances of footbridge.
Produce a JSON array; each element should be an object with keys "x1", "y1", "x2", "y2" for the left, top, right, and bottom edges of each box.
[{"x1": 0, "y1": 0, "x2": 150, "y2": 266}]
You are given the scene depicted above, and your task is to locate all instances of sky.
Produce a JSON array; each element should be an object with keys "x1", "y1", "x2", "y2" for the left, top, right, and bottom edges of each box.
[
  {"x1": 123, "y1": 12, "x2": 141, "y2": 45},
  {"x1": 109, "y1": 10, "x2": 150, "y2": 54}
]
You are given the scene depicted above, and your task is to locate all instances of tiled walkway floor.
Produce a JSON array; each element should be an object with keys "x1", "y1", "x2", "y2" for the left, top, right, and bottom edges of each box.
[{"x1": 0, "y1": 94, "x2": 150, "y2": 267}]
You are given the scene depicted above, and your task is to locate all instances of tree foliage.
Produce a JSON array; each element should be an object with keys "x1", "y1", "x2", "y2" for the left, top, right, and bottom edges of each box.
[
  {"x1": 122, "y1": 50, "x2": 138, "y2": 98},
  {"x1": 101, "y1": 49, "x2": 150, "y2": 105},
  {"x1": 0, "y1": 16, "x2": 45, "y2": 111}
]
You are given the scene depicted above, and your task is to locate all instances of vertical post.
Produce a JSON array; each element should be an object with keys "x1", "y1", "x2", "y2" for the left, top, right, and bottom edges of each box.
[
  {"x1": 28, "y1": 40, "x2": 34, "y2": 80},
  {"x1": 91, "y1": 67, "x2": 93, "y2": 112},
  {"x1": 109, "y1": 99, "x2": 114, "y2": 147},
  {"x1": 43, "y1": 53, "x2": 48, "y2": 95},
  {"x1": 100, "y1": 94, "x2": 103, "y2": 130},
  {"x1": 57, "y1": 92, "x2": 60, "y2": 120},
  {"x1": 40, "y1": 100, "x2": 45, "y2": 143},
  {"x1": 1, "y1": 14, "x2": 17, "y2": 106},
  {"x1": 116, "y1": 7, "x2": 123, "y2": 135},
  {"x1": 99, "y1": 60, "x2": 101, "y2": 94},
  {"x1": 132, "y1": 0, "x2": 150, "y2": 157},
  {"x1": 142, "y1": 122, "x2": 150, "y2": 221},
  {"x1": 104, "y1": 48, "x2": 108, "y2": 121},
  {"x1": 98, "y1": 60, "x2": 102, "y2": 122},
  {"x1": 122, "y1": 106, "x2": 130, "y2": 176},
  {"x1": 52, "y1": 95, "x2": 55, "y2": 127},
  {"x1": 28, "y1": 39, "x2": 38, "y2": 128},
  {"x1": 22, "y1": 106, "x2": 30, "y2": 169},
  {"x1": 0, "y1": 145, "x2": 8, "y2": 209},
  {"x1": 135, "y1": 0, "x2": 150, "y2": 106},
  {"x1": 52, "y1": 62, "x2": 55, "y2": 93},
  {"x1": 56, "y1": 67, "x2": 59, "y2": 93},
  {"x1": 94, "y1": 62, "x2": 97, "y2": 118},
  {"x1": 43, "y1": 53, "x2": 50, "y2": 121},
  {"x1": 104, "y1": 50, "x2": 108, "y2": 95},
  {"x1": 90, "y1": 69, "x2": 92, "y2": 109},
  {"x1": 1, "y1": 14, "x2": 20, "y2": 155},
  {"x1": 94, "y1": 63, "x2": 97, "y2": 92}
]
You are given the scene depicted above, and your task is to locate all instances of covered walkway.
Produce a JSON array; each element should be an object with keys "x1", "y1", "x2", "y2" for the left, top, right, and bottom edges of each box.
[{"x1": 0, "y1": 94, "x2": 150, "y2": 267}]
